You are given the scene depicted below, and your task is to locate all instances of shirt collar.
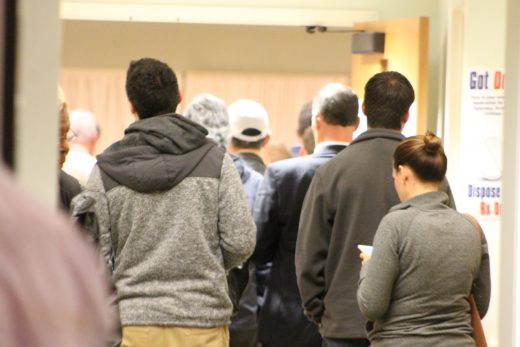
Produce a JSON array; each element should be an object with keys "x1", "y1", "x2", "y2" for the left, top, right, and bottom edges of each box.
[{"x1": 314, "y1": 140, "x2": 350, "y2": 152}]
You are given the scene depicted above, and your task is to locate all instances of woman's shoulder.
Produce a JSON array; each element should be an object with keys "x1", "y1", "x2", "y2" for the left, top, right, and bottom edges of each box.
[
  {"x1": 384, "y1": 204, "x2": 419, "y2": 222},
  {"x1": 378, "y1": 207, "x2": 420, "y2": 237}
]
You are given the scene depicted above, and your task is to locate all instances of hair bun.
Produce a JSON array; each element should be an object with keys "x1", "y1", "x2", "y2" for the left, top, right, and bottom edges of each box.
[{"x1": 423, "y1": 131, "x2": 442, "y2": 155}]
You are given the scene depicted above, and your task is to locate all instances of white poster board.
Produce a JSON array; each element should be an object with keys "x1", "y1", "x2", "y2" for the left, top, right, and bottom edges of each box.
[
  {"x1": 457, "y1": 68, "x2": 504, "y2": 218},
  {"x1": 455, "y1": 68, "x2": 504, "y2": 346}
]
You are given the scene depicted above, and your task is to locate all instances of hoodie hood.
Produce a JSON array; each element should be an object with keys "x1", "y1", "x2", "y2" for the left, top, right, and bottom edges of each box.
[{"x1": 97, "y1": 113, "x2": 217, "y2": 192}]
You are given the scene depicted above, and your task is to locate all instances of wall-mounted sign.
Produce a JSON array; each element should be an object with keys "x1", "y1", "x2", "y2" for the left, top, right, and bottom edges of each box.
[{"x1": 458, "y1": 68, "x2": 504, "y2": 218}]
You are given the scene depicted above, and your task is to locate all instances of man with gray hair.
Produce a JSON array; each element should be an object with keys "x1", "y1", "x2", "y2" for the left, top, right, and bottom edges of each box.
[
  {"x1": 185, "y1": 93, "x2": 263, "y2": 347},
  {"x1": 251, "y1": 83, "x2": 359, "y2": 347},
  {"x1": 63, "y1": 109, "x2": 100, "y2": 186},
  {"x1": 184, "y1": 94, "x2": 230, "y2": 148}
]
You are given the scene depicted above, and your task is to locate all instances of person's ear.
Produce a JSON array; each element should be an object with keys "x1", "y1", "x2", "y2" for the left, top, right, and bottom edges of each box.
[
  {"x1": 400, "y1": 165, "x2": 414, "y2": 185},
  {"x1": 353, "y1": 116, "x2": 360, "y2": 131},
  {"x1": 401, "y1": 111, "x2": 410, "y2": 127},
  {"x1": 314, "y1": 114, "x2": 323, "y2": 131},
  {"x1": 177, "y1": 90, "x2": 183, "y2": 106},
  {"x1": 129, "y1": 101, "x2": 138, "y2": 119},
  {"x1": 362, "y1": 102, "x2": 366, "y2": 115},
  {"x1": 262, "y1": 134, "x2": 271, "y2": 147}
]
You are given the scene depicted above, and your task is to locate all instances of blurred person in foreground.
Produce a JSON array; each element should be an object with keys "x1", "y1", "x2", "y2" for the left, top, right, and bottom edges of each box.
[
  {"x1": 357, "y1": 132, "x2": 490, "y2": 346},
  {"x1": 0, "y1": 166, "x2": 111, "y2": 345},
  {"x1": 62, "y1": 108, "x2": 100, "y2": 186},
  {"x1": 296, "y1": 71, "x2": 456, "y2": 347},
  {"x1": 185, "y1": 93, "x2": 263, "y2": 347},
  {"x1": 72, "y1": 58, "x2": 256, "y2": 347},
  {"x1": 252, "y1": 83, "x2": 359, "y2": 347}
]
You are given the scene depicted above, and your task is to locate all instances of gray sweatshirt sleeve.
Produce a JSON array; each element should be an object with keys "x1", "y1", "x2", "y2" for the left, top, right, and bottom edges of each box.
[
  {"x1": 357, "y1": 216, "x2": 400, "y2": 321},
  {"x1": 472, "y1": 230, "x2": 491, "y2": 318},
  {"x1": 218, "y1": 154, "x2": 256, "y2": 270},
  {"x1": 71, "y1": 166, "x2": 114, "y2": 272}
]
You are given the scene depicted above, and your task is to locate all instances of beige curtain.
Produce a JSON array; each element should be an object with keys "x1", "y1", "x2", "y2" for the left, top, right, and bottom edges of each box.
[
  {"x1": 60, "y1": 68, "x2": 348, "y2": 153},
  {"x1": 60, "y1": 68, "x2": 132, "y2": 154},
  {"x1": 182, "y1": 71, "x2": 349, "y2": 147}
]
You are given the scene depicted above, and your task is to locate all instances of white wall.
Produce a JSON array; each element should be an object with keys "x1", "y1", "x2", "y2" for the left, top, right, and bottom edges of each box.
[
  {"x1": 61, "y1": 21, "x2": 354, "y2": 74},
  {"x1": 15, "y1": 0, "x2": 61, "y2": 206},
  {"x1": 500, "y1": 0, "x2": 520, "y2": 345}
]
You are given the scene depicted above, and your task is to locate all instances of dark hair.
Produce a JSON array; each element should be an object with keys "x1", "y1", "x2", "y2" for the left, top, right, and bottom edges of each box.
[
  {"x1": 125, "y1": 58, "x2": 180, "y2": 119},
  {"x1": 302, "y1": 126, "x2": 315, "y2": 154},
  {"x1": 58, "y1": 102, "x2": 69, "y2": 168},
  {"x1": 297, "y1": 101, "x2": 312, "y2": 136},
  {"x1": 230, "y1": 137, "x2": 265, "y2": 150},
  {"x1": 364, "y1": 71, "x2": 415, "y2": 129},
  {"x1": 313, "y1": 84, "x2": 359, "y2": 127},
  {"x1": 393, "y1": 131, "x2": 447, "y2": 183}
]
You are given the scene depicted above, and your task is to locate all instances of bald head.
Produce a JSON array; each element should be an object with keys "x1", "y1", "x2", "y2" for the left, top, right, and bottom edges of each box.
[{"x1": 69, "y1": 109, "x2": 99, "y2": 154}]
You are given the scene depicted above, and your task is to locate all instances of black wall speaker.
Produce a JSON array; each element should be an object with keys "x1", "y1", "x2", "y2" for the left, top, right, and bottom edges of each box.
[{"x1": 352, "y1": 32, "x2": 385, "y2": 54}]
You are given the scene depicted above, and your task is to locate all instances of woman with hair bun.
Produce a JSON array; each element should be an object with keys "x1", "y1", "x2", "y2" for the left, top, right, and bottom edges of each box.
[{"x1": 356, "y1": 131, "x2": 490, "y2": 346}]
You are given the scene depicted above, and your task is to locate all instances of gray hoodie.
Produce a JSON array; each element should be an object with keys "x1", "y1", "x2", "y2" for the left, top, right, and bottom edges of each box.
[{"x1": 73, "y1": 113, "x2": 256, "y2": 328}]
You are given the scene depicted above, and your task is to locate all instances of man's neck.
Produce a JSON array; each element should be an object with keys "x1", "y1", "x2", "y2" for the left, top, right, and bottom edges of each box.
[
  {"x1": 367, "y1": 125, "x2": 403, "y2": 132},
  {"x1": 227, "y1": 145, "x2": 262, "y2": 156},
  {"x1": 315, "y1": 126, "x2": 355, "y2": 145},
  {"x1": 69, "y1": 143, "x2": 92, "y2": 155}
]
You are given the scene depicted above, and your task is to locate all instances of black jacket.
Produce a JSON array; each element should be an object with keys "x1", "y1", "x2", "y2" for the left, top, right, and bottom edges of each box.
[
  {"x1": 252, "y1": 143, "x2": 347, "y2": 347},
  {"x1": 59, "y1": 169, "x2": 82, "y2": 212}
]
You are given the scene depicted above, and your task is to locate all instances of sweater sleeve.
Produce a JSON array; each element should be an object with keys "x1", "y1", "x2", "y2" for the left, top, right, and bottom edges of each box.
[
  {"x1": 472, "y1": 230, "x2": 491, "y2": 318},
  {"x1": 218, "y1": 154, "x2": 257, "y2": 270},
  {"x1": 295, "y1": 173, "x2": 330, "y2": 324},
  {"x1": 71, "y1": 165, "x2": 114, "y2": 273},
  {"x1": 251, "y1": 165, "x2": 280, "y2": 265},
  {"x1": 357, "y1": 215, "x2": 400, "y2": 321}
]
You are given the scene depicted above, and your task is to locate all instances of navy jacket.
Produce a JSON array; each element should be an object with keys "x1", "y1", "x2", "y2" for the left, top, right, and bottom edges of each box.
[
  {"x1": 252, "y1": 143, "x2": 347, "y2": 347},
  {"x1": 229, "y1": 154, "x2": 263, "y2": 332}
]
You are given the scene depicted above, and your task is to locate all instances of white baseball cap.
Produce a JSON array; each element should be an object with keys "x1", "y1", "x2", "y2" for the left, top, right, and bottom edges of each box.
[{"x1": 228, "y1": 99, "x2": 270, "y2": 142}]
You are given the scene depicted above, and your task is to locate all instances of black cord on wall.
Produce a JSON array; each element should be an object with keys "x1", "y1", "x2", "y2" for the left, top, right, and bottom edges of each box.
[{"x1": 2, "y1": 0, "x2": 15, "y2": 168}]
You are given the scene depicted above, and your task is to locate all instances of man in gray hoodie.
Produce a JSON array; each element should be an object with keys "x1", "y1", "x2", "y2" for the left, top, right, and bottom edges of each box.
[{"x1": 73, "y1": 58, "x2": 256, "y2": 347}]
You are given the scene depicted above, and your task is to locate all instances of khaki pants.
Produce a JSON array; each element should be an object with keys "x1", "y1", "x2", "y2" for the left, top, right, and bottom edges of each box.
[{"x1": 120, "y1": 325, "x2": 229, "y2": 347}]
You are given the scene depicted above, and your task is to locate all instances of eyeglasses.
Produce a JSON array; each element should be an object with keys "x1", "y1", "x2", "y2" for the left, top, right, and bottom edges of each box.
[{"x1": 66, "y1": 129, "x2": 78, "y2": 143}]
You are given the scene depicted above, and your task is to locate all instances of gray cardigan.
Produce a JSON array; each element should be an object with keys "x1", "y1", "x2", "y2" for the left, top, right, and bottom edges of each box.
[{"x1": 357, "y1": 192, "x2": 491, "y2": 347}]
